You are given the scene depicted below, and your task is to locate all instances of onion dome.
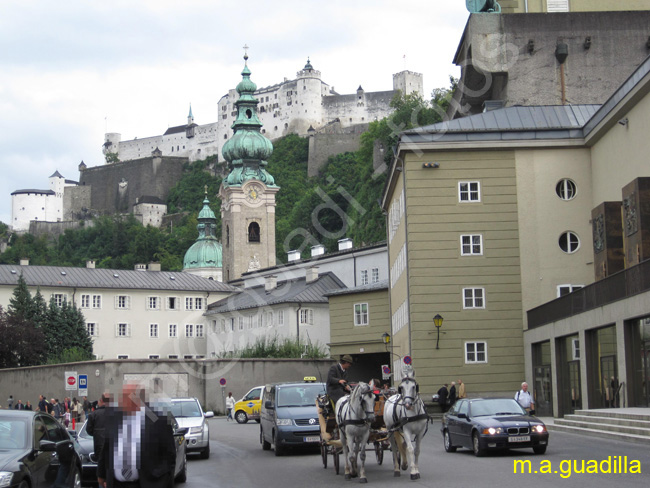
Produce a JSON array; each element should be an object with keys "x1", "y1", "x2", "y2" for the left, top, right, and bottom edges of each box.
[{"x1": 183, "y1": 192, "x2": 222, "y2": 270}]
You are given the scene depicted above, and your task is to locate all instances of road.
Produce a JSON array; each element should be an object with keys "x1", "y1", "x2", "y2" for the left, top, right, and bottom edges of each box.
[{"x1": 183, "y1": 418, "x2": 650, "y2": 488}]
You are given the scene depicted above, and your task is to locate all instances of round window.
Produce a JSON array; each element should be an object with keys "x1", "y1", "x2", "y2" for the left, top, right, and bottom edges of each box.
[
  {"x1": 559, "y1": 231, "x2": 580, "y2": 253},
  {"x1": 556, "y1": 179, "x2": 577, "y2": 200}
]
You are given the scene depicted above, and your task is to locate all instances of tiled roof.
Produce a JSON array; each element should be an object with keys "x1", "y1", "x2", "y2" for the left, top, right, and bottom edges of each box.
[
  {"x1": 324, "y1": 279, "x2": 388, "y2": 297},
  {"x1": 0, "y1": 265, "x2": 237, "y2": 292},
  {"x1": 206, "y1": 271, "x2": 346, "y2": 314},
  {"x1": 163, "y1": 125, "x2": 187, "y2": 135}
]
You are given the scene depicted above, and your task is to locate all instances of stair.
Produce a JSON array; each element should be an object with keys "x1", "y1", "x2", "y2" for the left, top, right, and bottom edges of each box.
[{"x1": 550, "y1": 409, "x2": 650, "y2": 445}]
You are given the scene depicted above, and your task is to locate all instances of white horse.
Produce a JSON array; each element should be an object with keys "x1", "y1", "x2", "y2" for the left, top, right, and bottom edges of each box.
[
  {"x1": 383, "y1": 373, "x2": 429, "y2": 480},
  {"x1": 335, "y1": 382, "x2": 376, "y2": 483}
]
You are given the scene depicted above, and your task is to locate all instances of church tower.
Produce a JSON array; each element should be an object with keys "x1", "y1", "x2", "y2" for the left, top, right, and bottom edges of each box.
[{"x1": 220, "y1": 52, "x2": 279, "y2": 282}]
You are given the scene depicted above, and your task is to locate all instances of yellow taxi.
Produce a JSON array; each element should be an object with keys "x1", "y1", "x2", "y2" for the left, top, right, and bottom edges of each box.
[{"x1": 234, "y1": 386, "x2": 264, "y2": 424}]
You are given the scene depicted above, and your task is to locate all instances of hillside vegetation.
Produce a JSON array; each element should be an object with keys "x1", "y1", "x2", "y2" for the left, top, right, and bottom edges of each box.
[{"x1": 0, "y1": 85, "x2": 455, "y2": 270}]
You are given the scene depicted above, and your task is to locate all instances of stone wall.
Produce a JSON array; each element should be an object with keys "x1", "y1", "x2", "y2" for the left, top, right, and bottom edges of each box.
[
  {"x1": 0, "y1": 358, "x2": 335, "y2": 414},
  {"x1": 28, "y1": 219, "x2": 95, "y2": 239},
  {"x1": 63, "y1": 185, "x2": 91, "y2": 221}
]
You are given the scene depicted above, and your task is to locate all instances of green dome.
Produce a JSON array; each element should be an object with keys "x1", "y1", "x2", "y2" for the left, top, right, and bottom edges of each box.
[
  {"x1": 183, "y1": 193, "x2": 222, "y2": 270},
  {"x1": 222, "y1": 130, "x2": 273, "y2": 162},
  {"x1": 198, "y1": 197, "x2": 216, "y2": 219},
  {"x1": 236, "y1": 65, "x2": 258, "y2": 93}
]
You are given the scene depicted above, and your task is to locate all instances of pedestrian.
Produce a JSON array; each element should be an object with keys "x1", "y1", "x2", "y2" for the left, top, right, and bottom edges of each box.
[
  {"x1": 24, "y1": 401, "x2": 32, "y2": 411},
  {"x1": 83, "y1": 396, "x2": 91, "y2": 417},
  {"x1": 53, "y1": 399, "x2": 64, "y2": 422},
  {"x1": 73, "y1": 397, "x2": 84, "y2": 424},
  {"x1": 515, "y1": 382, "x2": 535, "y2": 413},
  {"x1": 97, "y1": 381, "x2": 176, "y2": 488},
  {"x1": 326, "y1": 354, "x2": 353, "y2": 409},
  {"x1": 436, "y1": 384, "x2": 449, "y2": 412},
  {"x1": 448, "y1": 381, "x2": 457, "y2": 407},
  {"x1": 37, "y1": 395, "x2": 47, "y2": 412},
  {"x1": 87, "y1": 392, "x2": 111, "y2": 485},
  {"x1": 14, "y1": 400, "x2": 24, "y2": 410},
  {"x1": 457, "y1": 379, "x2": 466, "y2": 399},
  {"x1": 225, "y1": 393, "x2": 235, "y2": 421},
  {"x1": 64, "y1": 405, "x2": 71, "y2": 428},
  {"x1": 7, "y1": 395, "x2": 13, "y2": 409}
]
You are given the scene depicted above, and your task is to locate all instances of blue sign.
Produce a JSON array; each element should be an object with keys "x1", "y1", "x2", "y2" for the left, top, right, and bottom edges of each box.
[
  {"x1": 78, "y1": 374, "x2": 88, "y2": 395},
  {"x1": 247, "y1": 402, "x2": 254, "y2": 408},
  {"x1": 403, "y1": 356, "x2": 412, "y2": 365}
]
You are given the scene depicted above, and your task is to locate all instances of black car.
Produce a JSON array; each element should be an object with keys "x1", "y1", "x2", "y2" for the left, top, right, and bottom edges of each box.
[
  {"x1": 441, "y1": 398, "x2": 549, "y2": 456},
  {"x1": 0, "y1": 409, "x2": 82, "y2": 487}
]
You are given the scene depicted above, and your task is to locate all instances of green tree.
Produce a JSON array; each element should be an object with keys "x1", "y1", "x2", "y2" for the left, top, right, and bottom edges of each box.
[{"x1": 7, "y1": 274, "x2": 33, "y2": 320}]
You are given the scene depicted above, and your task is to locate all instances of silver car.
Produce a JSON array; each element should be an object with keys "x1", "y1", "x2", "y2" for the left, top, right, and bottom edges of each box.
[{"x1": 168, "y1": 398, "x2": 213, "y2": 459}]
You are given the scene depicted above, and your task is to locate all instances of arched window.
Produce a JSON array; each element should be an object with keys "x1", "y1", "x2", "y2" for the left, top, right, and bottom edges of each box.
[
  {"x1": 248, "y1": 222, "x2": 260, "y2": 243},
  {"x1": 226, "y1": 225, "x2": 230, "y2": 247}
]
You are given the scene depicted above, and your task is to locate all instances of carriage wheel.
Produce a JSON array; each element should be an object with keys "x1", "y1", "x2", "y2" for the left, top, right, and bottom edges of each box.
[
  {"x1": 375, "y1": 442, "x2": 384, "y2": 465},
  {"x1": 333, "y1": 448, "x2": 340, "y2": 475},
  {"x1": 320, "y1": 442, "x2": 328, "y2": 469}
]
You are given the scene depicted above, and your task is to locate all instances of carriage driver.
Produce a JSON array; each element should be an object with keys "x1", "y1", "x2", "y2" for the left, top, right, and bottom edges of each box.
[{"x1": 327, "y1": 354, "x2": 354, "y2": 407}]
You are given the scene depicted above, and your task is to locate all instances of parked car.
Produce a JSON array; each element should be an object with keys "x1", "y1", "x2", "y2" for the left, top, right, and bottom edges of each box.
[
  {"x1": 260, "y1": 378, "x2": 326, "y2": 456},
  {"x1": 167, "y1": 398, "x2": 213, "y2": 459},
  {"x1": 441, "y1": 397, "x2": 549, "y2": 457},
  {"x1": 72, "y1": 412, "x2": 189, "y2": 486},
  {"x1": 234, "y1": 386, "x2": 264, "y2": 424},
  {"x1": 0, "y1": 409, "x2": 82, "y2": 487}
]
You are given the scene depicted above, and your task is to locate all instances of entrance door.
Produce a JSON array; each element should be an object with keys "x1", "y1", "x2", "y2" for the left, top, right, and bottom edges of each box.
[
  {"x1": 600, "y1": 355, "x2": 618, "y2": 408},
  {"x1": 642, "y1": 341, "x2": 650, "y2": 407},
  {"x1": 567, "y1": 361, "x2": 581, "y2": 413},
  {"x1": 534, "y1": 365, "x2": 552, "y2": 417}
]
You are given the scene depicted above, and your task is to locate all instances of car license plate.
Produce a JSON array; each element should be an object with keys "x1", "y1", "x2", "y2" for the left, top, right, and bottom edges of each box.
[
  {"x1": 304, "y1": 436, "x2": 320, "y2": 443},
  {"x1": 508, "y1": 435, "x2": 531, "y2": 443}
]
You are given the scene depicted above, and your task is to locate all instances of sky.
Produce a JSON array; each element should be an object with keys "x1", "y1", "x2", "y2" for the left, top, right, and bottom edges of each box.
[{"x1": 0, "y1": 0, "x2": 470, "y2": 225}]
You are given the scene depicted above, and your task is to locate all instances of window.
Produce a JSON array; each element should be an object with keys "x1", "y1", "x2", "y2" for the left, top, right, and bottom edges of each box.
[
  {"x1": 81, "y1": 294, "x2": 90, "y2": 308},
  {"x1": 52, "y1": 293, "x2": 66, "y2": 307},
  {"x1": 266, "y1": 312, "x2": 274, "y2": 327},
  {"x1": 360, "y1": 270, "x2": 369, "y2": 285},
  {"x1": 117, "y1": 355, "x2": 129, "y2": 360},
  {"x1": 92, "y1": 295, "x2": 101, "y2": 309},
  {"x1": 87, "y1": 323, "x2": 98, "y2": 337},
  {"x1": 354, "y1": 303, "x2": 369, "y2": 326},
  {"x1": 463, "y1": 288, "x2": 485, "y2": 309},
  {"x1": 465, "y1": 342, "x2": 487, "y2": 363},
  {"x1": 459, "y1": 181, "x2": 481, "y2": 202},
  {"x1": 116, "y1": 323, "x2": 130, "y2": 337},
  {"x1": 229, "y1": 318, "x2": 235, "y2": 332},
  {"x1": 238, "y1": 317, "x2": 244, "y2": 331},
  {"x1": 195, "y1": 298, "x2": 203, "y2": 310},
  {"x1": 556, "y1": 179, "x2": 577, "y2": 200},
  {"x1": 183, "y1": 355, "x2": 193, "y2": 360},
  {"x1": 559, "y1": 232, "x2": 580, "y2": 253},
  {"x1": 248, "y1": 222, "x2": 260, "y2": 242},
  {"x1": 572, "y1": 338, "x2": 580, "y2": 360},
  {"x1": 149, "y1": 324, "x2": 158, "y2": 338},
  {"x1": 460, "y1": 235, "x2": 483, "y2": 256},
  {"x1": 168, "y1": 355, "x2": 178, "y2": 359},
  {"x1": 557, "y1": 284, "x2": 584, "y2": 297},
  {"x1": 299, "y1": 309, "x2": 314, "y2": 325},
  {"x1": 195, "y1": 355, "x2": 205, "y2": 359},
  {"x1": 116, "y1": 295, "x2": 130, "y2": 309},
  {"x1": 185, "y1": 297, "x2": 194, "y2": 310},
  {"x1": 149, "y1": 355, "x2": 160, "y2": 359},
  {"x1": 196, "y1": 324, "x2": 204, "y2": 337},
  {"x1": 167, "y1": 297, "x2": 179, "y2": 310},
  {"x1": 185, "y1": 324, "x2": 194, "y2": 337},
  {"x1": 147, "y1": 297, "x2": 160, "y2": 310},
  {"x1": 371, "y1": 268, "x2": 379, "y2": 283},
  {"x1": 169, "y1": 324, "x2": 177, "y2": 338},
  {"x1": 277, "y1": 310, "x2": 284, "y2": 326}
]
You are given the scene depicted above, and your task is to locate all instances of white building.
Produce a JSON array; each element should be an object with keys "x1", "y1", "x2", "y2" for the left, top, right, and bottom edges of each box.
[{"x1": 11, "y1": 171, "x2": 78, "y2": 232}]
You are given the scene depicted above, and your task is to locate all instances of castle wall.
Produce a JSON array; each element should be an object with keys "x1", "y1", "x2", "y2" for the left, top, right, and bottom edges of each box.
[
  {"x1": 63, "y1": 185, "x2": 91, "y2": 221},
  {"x1": 28, "y1": 219, "x2": 95, "y2": 239},
  {"x1": 134, "y1": 202, "x2": 167, "y2": 228},
  {"x1": 79, "y1": 156, "x2": 187, "y2": 215},
  {"x1": 307, "y1": 126, "x2": 368, "y2": 177}
]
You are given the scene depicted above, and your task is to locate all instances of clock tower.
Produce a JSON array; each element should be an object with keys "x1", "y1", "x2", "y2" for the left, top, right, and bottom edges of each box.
[{"x1": 220, "y1": 51, "x2": 279, "y2": 282}]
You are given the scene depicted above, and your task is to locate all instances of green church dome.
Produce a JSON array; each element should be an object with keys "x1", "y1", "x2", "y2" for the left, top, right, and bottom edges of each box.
[{"x1": 183, "y1": 194, "x2": 222, "y2": 269}]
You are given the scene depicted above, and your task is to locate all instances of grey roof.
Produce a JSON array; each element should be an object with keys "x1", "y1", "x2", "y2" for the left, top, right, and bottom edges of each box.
[
  {"x1": 324, "y1": 279, "x2": 388, "y2": 297},
  {"x1": 206, "y1": 271, "x2": 346, "y2": 314},
  {"x1": 49, "y1": 170, "x2": 64, "y2": 178},
  {"x1": 135, "y1": 196, "x2": 166, "y2": 205},
  {"x1": 0, "y1": 265, "x2": 237, "y2": 293},
  {"x1": 11, "y1": 189, "x2": 55, "y2": 196},
  {"x1": 403, "y1": 105, "x2": 601, "y2": 144}
]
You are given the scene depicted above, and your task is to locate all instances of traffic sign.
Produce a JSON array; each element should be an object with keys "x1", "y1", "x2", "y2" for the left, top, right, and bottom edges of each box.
[
  {"x1": 403, "y1": 356, "x2": 412, "y2": 365},
  {"x1": 78, "y1": 374, "x2": 88, "y2": 396},
  {"x1": 219, "y1": 378, "x2": 227, "y2": 386},
  {"x1": 65, "y1": 371, "x2": 77, "y2": 391},
  {"x1": 381, "y1": 364, "x2": 391, "y2": 381}
]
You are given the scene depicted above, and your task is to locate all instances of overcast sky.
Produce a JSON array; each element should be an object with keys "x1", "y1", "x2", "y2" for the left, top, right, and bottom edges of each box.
[{"x1": 0, "y1": 0, "x2": 469, "y2": 225}]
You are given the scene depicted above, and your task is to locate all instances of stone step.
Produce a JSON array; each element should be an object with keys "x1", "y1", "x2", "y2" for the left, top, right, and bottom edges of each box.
[
  {"x1": 561, "y1": 414, "x2": 650, "y2": 429},
  {"x1": 573, "y1": 409, "x2": 650, "y2": 422},
  {"x1": 548, "y1": 423, "x2": 650, "y2": 446},
  {"x1": 554, "y1": 418, "x2": 650, "y2": 437}
]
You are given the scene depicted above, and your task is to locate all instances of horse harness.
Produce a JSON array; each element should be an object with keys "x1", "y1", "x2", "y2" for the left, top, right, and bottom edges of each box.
[
  {"x1": 387, "y1": 395, "x2": 430, "y2": 435},
  {"x1": 337, "y1": 394, "x2": 374, "y2": 428}
]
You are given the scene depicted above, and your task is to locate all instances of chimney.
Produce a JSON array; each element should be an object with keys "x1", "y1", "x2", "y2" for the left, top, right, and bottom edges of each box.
[
  {"x1": 20, "y1": 258, "x2": 29, "y2": 266},
  {"x1": 338, "y1": 238, "x2": 353, "y2": 251},
  {"x1": 135, "y1": 264, "x2": 147, "y2": 271},
  {"x1": 287, "y1": 250, "x2": 301, "y2": 262},
  {"x1": 265, "y1": 275, "x2": 278, "y2": 292},
  {"x1": 148, "y1": 262, "x2": 161, "y2": 272},
  {"x1": 311, "y1": 244, "x2": 325, "y2": 257},
  {"x1": 86, "y1": 260, "x2": 95, "y2": 269},
  {"x1": 306, "y1": 266, "x2": 319, "y2": 283}
]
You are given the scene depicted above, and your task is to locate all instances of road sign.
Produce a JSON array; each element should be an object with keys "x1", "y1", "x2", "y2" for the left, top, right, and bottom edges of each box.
[
  {"x1": 65, "y1": 371, "x2": 77, "y2": 391},
  {"x1": 78, "y1": 374, "x2": 88, "y2": 396},
  {"x1": 219, "y1": 378, "x2": 227, "y2": 386},
  {"x1": 381, "y1": 364, "x2": 391, "y2": 380},
  {"x1": 403, "y1": 356, "x2": 412, "y2": 365}
]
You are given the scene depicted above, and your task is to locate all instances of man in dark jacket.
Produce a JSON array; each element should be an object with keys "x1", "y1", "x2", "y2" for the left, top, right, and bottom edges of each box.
[
  {"x1": 448, "y1": 381, "x2": 457, "y2": 407},
  {"x1": 326, "y1": 354, "x2": 353, "y2": 407},
  {"x1": 437, "y1": 384, "x2": 449, "y2": 412},
  {"x1": 87, "y1": 393, "x2": 111, "y2": 457}
]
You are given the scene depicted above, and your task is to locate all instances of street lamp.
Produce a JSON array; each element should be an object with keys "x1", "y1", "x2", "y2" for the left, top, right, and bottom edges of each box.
[
  {"x1": 382, "y1": 332, "x2": 391, "y2": 350},
  {"x1": 433, "y1": 314, "x2": 444, "y2": 349}
]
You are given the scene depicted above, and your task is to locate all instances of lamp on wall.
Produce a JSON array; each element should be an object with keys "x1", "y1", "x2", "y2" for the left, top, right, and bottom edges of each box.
[
  {"x1": 433, "y1": 314, "x2": 444, "y2": 349},
  {"x1": 382, "y1": 332, "x2": 391, "y2": 350}
]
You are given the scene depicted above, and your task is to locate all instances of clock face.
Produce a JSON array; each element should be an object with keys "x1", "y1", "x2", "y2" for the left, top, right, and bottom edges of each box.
[{"x1": 246, "y1": 184, "x2": 262, "y2": 203}]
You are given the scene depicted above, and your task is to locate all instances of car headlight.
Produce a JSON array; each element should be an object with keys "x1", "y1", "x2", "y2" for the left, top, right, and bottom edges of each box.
[
  {"x1": 533, "y1": 424, "x2": 546, "y2": 433},
  {"x1": 189, "y1": 426, "x2": 203, "y2": 434},
  {"x1": 481, "y1": 427, "x2": 503, "y2": 435},
  {"x1": 276, "y1": 418, "x2": 293, "y2": 426},
  {"x1": 0, "y1": 472, "x2": 13, "y2": 488}
]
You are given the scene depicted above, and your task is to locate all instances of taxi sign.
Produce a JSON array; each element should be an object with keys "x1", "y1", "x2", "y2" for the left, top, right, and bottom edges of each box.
[{"x1": 303, "y1": 376, "x2": 317, "y2": 382}]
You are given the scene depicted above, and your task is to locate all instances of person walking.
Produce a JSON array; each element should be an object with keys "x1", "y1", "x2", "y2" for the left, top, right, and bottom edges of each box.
[
  {"x1": 457, "y1": 379, "x2": 466, "y2": 400},
  {"x1": 83, "y1": 396, "x2": 91, "y2": 418},
  {"x1": 436, "y1": 384, "x2": 449, "y2": 412},
  {"x1": 53, "y1": 399, "x2": 64, "y2": 423},
  {"x1": 87, "y1": 392, "x2": 111, "y2": 487},
  {"x1": 7, "y1": 396, "x2": 13, "y2": 409},
  {"x1": 97, "y1": 382, "x2": 176, "y2": 488},
  {"x1": 37, "y1": 395, "x2": 47, "y2": 412},
  {"x1": 225, "y1": 393, "x2": 235, "y2": 421},
  {"x1": 448, "y1": 381, "x2": 457, "y2": 407},
  {"x1": 515, "y1": 382, "x2": 535, "y2": 413}
]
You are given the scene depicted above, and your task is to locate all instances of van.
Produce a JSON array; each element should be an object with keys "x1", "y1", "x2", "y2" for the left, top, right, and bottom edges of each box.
[
  {"x1": 260, "y1": 378, "x2": 326, "y2": 456},
  {"x1": 234, "y1": 386, "x2": 264, "y2": 424}
]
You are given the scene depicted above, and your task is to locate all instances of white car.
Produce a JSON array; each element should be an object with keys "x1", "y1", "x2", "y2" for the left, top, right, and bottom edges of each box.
[{"x1": 168, "y1": 397, "x2": 214, "y2": 459}]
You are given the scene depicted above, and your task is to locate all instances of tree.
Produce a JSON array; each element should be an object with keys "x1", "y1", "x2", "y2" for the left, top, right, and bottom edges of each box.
[
  {"x1": 7, "y1": 274, "x2": 33, "y2": 320},
  {"x1": 0, "y1": 307, "x2": 46, "y2": 368}
]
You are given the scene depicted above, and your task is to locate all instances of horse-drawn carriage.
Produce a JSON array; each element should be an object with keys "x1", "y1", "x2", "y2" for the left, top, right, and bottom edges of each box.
[{"x1": 317, "y1": 372, "x2": 429, "y2": 482}]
